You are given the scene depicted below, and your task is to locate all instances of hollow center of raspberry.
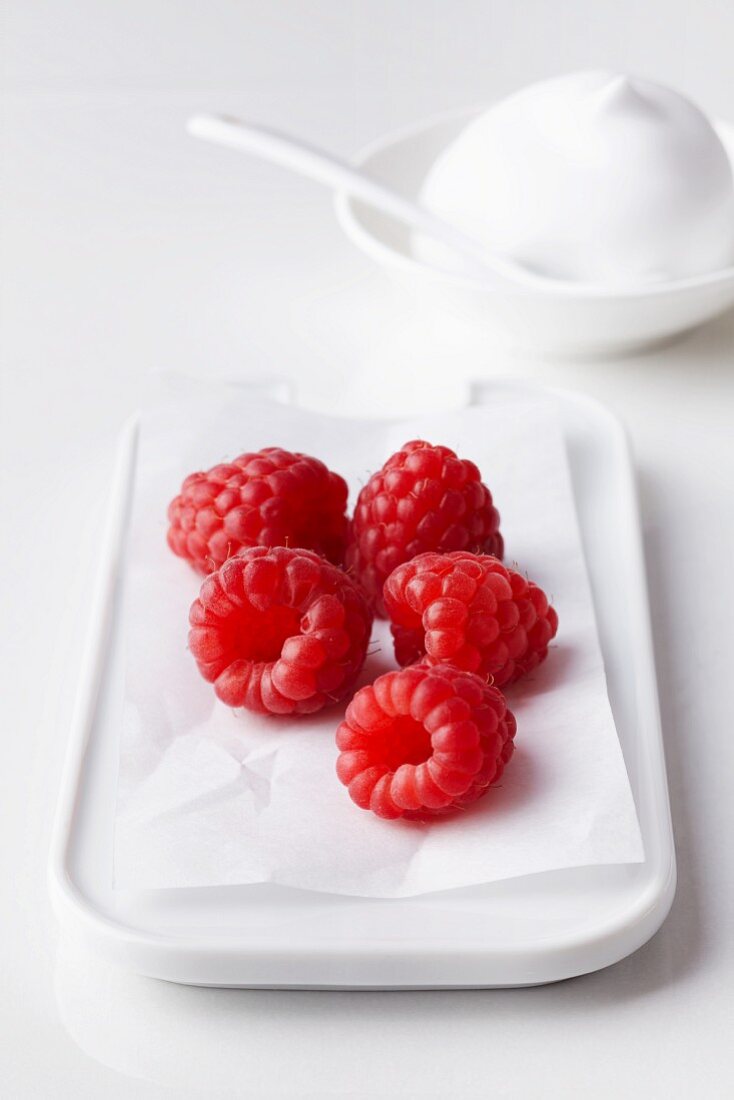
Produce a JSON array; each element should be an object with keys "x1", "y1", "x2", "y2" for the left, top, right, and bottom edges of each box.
[
  {"x1": 377, "y1": 716, "x2": 433, "y2": 771},
  {"x1": 234, "y1": 604, "x2": 301, "y2": 663}
]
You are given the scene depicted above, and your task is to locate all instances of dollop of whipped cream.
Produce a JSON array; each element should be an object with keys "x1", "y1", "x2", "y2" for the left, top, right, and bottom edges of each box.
[{"x1": 418, "y1": 71, "x2": 734, "y2": 285}]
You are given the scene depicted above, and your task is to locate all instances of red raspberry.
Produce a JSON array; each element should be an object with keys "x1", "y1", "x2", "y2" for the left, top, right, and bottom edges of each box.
[
  {"x1": 188, "y1": 546, "x2": 373, "y2": 716},
  {"x1": 336, "y1": 664, "x2": 516, "y2": 819},
  {"x1": 168, "y1": 447, "x2": 349, "y2": 575},
  {"x1": 383, "y1": 551, "x2": 558, "y2": 688},
  {"x1": 346, "y1": 440, "x2": 502, "y2": 615}
]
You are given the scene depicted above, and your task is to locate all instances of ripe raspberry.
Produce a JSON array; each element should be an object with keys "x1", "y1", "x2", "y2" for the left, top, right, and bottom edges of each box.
[
  {"x1": 336, "y1": 664, "x2": 516, "y2": 819},
  {"x1": 384, "y1": 551, "x2": 558, "y2": 688},
  {"x1": 188, "y1": 546, "x2": 373, "y2": 716},
  {"x1": 346, "y1": 440, "x2": 502, "y2": 615},
  {"x1": 168, "y1": 447, "x2": 349, "y2": 575}
]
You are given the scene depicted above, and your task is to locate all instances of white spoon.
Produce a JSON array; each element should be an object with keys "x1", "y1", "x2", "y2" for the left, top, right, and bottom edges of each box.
[{"x1": 187, "y1": 113, "x2": 525, "y2": 288}]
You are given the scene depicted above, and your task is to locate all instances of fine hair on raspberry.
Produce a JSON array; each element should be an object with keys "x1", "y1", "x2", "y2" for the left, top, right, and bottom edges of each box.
[
  {"x1": 346, "y1": 439, "x2": 503, "y2": 616},
  {"x1": 383, "y1": 551, "x2": 558, "y2": 687},
  {"x1": 188, "y1": 546, "x2": 373, "y2": 716},
  {"x1": 168, "y1": 446, "x2": 349, "y2": 575},
  {"x1": 336, "y1": 663, "x2": 516, "y2": 819}
]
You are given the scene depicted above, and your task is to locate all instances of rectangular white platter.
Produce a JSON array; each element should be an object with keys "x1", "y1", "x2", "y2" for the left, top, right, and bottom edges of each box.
[{"x1": 49, "y1": 381, "x2": 675, "y2": 988}]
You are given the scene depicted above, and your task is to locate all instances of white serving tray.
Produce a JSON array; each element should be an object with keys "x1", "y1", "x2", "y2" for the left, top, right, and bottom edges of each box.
[{"x1": 49, "y1": 382, "x2": 675, "y2": 988}]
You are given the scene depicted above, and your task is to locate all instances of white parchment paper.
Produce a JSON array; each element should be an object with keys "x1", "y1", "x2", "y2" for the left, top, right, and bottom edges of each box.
[{"x1": 114, "y1": 385, "x2": 643, "y2": 896}]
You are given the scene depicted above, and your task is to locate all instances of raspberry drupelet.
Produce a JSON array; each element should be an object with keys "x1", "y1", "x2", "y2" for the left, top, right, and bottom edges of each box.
[
  {"x1": 336, "y1": 663, "x2": 516, "y2": 819},
  {"x1": 346, "y1": 440, "x2": 503, "y2": 616},
  {"x1": 188, "y1": 546, "x2": 373, "y2": 716},
  {"x1": 384, "y1": 551, "x2": 558, "y2": 688},
  {"x1": 167, "y1": 447, "x2": 349, "y2": 575}
]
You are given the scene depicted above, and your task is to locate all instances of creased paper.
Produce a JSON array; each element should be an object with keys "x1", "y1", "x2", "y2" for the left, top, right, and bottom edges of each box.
[{"x1": 114, "y1": 386, "x2": 643, "y2": 897}]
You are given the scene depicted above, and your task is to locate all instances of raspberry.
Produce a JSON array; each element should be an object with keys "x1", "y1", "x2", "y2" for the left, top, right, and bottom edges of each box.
[
  {"x1": 346, "y1": 440, "x2": 502, "y2": 615},
  {"x1": 188, "y1": 546, "x2": 373, "y2": 716},
  {"x1": 336, "y1": 664, "x2": 516, "y2": 819},
  {"x1": 383, "y1": 551, "x2": 558, "y2": 688},
  {"x1": 168, "y1": 447, "x2": 349, "y2": 575}
]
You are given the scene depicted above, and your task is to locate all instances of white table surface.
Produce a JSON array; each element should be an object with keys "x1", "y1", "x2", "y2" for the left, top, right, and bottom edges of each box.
[{"x1": 2, "y1": 2, "x2": 733, "y2": 1096}]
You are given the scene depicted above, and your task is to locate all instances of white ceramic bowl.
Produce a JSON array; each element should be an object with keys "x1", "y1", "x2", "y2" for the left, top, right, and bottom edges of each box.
[{"x1": 335, "y1": 106, "x2": 734, "y2": 357}]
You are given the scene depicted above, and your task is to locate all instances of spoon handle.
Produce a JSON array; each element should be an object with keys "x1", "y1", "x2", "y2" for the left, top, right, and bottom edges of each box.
[{"x1": 187, "y1": 113, "x2": 506, "y2": 285}]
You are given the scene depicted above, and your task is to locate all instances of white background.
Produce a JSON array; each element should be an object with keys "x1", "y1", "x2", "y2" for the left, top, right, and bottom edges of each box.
[{"x1": 1, "y1": 1, "x2": 733, "y2": 1096}]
